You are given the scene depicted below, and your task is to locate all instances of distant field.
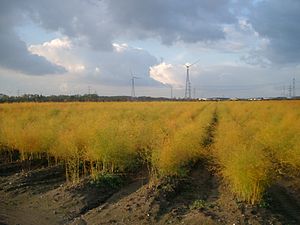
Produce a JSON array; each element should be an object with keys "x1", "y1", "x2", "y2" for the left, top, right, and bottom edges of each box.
[{"x1": 0, "y1": 101, "x2": 299, "y2": 203}]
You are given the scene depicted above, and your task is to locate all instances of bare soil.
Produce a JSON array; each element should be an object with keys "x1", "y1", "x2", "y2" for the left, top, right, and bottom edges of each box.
[{"x1": 1, "y1": 161, "x2": 300, "y2": 225}]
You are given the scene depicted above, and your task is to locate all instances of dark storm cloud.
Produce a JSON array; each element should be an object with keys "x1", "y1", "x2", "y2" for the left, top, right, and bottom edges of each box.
[
  {"x1": 106, "y1": 0, "x2": 236, "y2": 44},
  {"x1": 25, "y1": 0, "x2": 114, "y2": 51},
  {"x1": 25, "y1": 0, "x2": 240, "y2": 47},
  {"x1": 0, "y1": 0, "x2": 247, "y2": 75},
  {"x1": 249, "y1": 0, "x2": 300, "y2": 64},
  {"x1": 6, "y1": 0, "x2": 242, "y2": 48},
  {"x1": 0, "y1": 1, "x2": 66, "y2": 75}
]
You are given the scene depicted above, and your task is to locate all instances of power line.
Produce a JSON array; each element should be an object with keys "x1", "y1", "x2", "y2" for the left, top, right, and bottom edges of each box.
[
  {"x1": 192, "y1": 80, "x2": 298, "y2": 92},
  {"x1": 288, "y1": 84, "x2": 292, "y2": 98},
  {"x1": 282, "y1": 85, "x2": 286, "y2": 97},
  {"x1": 195, "y1": 82, "x2": 285, "y2": 88}
]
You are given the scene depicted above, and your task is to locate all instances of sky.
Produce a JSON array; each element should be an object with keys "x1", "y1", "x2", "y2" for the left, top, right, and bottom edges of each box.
[{"x1": 0, "y1": 0, "x2": 300, "y2": 98}]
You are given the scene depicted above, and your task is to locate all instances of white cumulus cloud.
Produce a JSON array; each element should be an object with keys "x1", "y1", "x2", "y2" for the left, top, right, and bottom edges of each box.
[
  {"x1": 150, "y1": 62, "x2": 184, "y2": 87},
  {"x1": 29, "y1": 37, "x2": 86, "y2": 73}
]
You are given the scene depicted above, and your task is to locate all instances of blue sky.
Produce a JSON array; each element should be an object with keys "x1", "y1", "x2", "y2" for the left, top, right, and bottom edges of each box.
[
  {"x1": 15, "y1": 21, "x2": 62, "y2": 45},
  {"x1": 0, "y1": 0, "x2": 299, "y2": 98}
]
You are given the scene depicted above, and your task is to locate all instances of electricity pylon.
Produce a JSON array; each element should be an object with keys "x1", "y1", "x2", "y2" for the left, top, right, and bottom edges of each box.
[{"x1": 185, "y1": 59, "x2": 200, "y2": 99}]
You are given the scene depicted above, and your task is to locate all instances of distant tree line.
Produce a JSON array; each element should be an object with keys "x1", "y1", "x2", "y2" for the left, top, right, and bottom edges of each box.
[
  {"x1": 0, "y1": 93, "x2": 187, "y2": 103},
  {"x1": 1, "y1": 93, "x2": 299, "y2": 103}
]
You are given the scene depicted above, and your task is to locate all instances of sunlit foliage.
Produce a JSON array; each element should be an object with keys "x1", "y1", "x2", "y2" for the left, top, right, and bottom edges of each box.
[
  {"x1": 1, "y1": 100, "x2": 299, "y2": 204},
  {"x1": 0, "y1": 102, "x2": 213, "y2": 182},
  {"x1": 213, "y1": 101, "x2": 300, "y2": 203}
]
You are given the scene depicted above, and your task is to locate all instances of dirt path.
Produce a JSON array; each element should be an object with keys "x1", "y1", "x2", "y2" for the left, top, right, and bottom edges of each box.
[
  {"x1": 0, "y1": 163, "x2": 150, "y2": 225},
  {"x1": 0, "y1": 165, "x2": 65, "y2": 225}
]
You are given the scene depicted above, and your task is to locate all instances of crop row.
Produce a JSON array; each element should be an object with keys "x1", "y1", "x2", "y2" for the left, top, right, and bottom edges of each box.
[
  {"x1": 0, "y1": 102, "x2": 215, "y2": 182},
  {"x1": 213, "y1": 101, "x2": 300, "y2": 203},
  {"x1": 1, "y1": 101, "x2": 299, "y2": 204}
]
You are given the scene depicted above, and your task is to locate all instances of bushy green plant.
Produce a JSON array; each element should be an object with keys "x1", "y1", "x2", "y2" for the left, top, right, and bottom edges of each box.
[
  {"x1": 91, "y1": 173, "x2": 124, "y2": 190},
  {"x1": 190, "y1": 199, "x2": 206, "y2": 210}
]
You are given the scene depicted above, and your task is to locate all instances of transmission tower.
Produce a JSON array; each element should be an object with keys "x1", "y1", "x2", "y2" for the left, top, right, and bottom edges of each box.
[
  {"x1": 288, "y1": 84, "x2": 292, "y2": 98},
  {"x1": 293, "y1": 77, "x2": 296, "y2": 97},
  {"x1": 282, "y1": 85, "x2": 286, "y2": 97},
  {"x1": 184, "y1": 59, "x2": 200, "y2": 99},
  {"x1": 185, "y1": 65, "x2": 191, "y2": 99}
]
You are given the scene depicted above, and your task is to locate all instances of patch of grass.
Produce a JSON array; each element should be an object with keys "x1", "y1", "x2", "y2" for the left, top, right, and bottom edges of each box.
[
  {"x1": 90, "y1": 173, "x2": 124, "y2": 190},
  {"x1": 190, "y1": 199, "x2": 206, "y2": 210}
]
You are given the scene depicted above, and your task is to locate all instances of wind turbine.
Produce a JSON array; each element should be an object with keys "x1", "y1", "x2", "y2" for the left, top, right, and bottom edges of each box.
[
  {"x1": 130, "y1": 71, "x2": 140, "y2": 98},
  {"x1": 184, "y1": 59, "x2": 200, "y2": 99}
]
